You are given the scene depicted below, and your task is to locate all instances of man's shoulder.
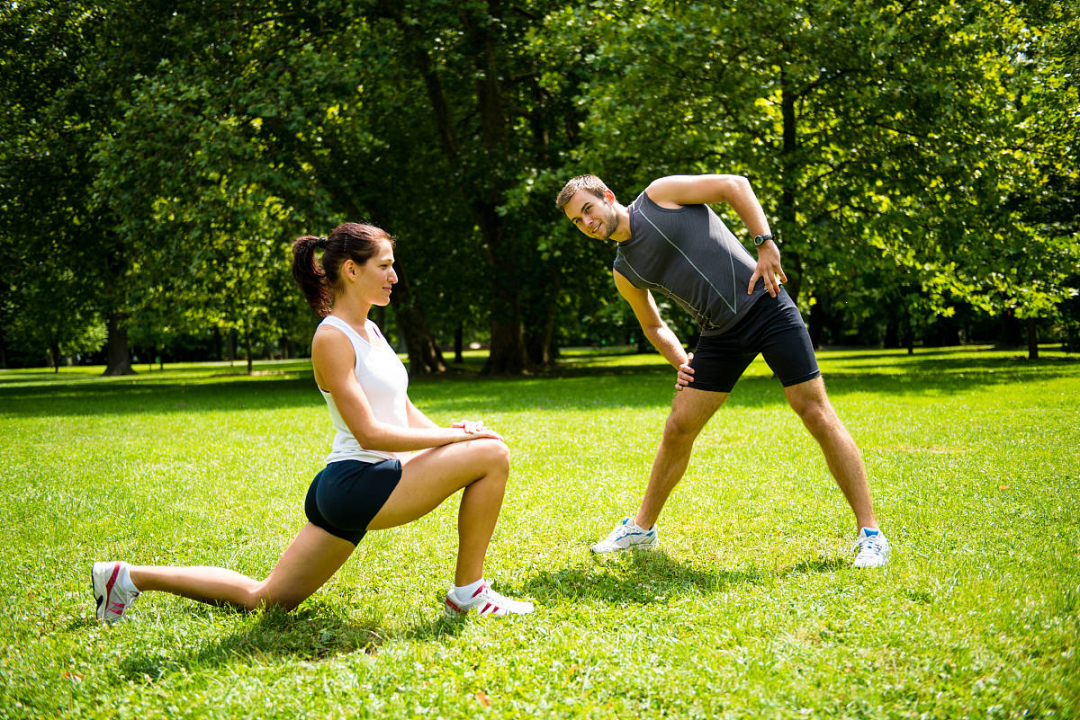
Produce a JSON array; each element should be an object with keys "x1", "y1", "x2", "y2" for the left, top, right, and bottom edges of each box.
[{"x1": 627, "y1": 188, "x2": 651, "y2": 210}]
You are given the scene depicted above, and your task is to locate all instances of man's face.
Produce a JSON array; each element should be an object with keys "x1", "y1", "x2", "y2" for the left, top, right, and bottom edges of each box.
[{"x1": 564, "y1": 189, "x2": 618, "y2": 240}]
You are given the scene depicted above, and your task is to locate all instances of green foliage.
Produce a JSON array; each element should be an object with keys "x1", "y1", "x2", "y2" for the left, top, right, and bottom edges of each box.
[
  {"x1": 1, "y1": 348, "x2": 1079, "y2": 717},
  {"x1": 1, "y1": 0, "x2": 1077, "y2": 369},
  {"x1": 559, "y1": 0, "x2": 1080, "y2": 330}
]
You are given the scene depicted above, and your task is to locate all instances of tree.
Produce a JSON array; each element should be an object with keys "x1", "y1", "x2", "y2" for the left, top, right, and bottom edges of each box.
[
  {"x1": 557, "y1": 0, "x2": 1079, "y2": 355},
  {"x1": 0, "y1": 0, "x2": 206, "y2": 375}
]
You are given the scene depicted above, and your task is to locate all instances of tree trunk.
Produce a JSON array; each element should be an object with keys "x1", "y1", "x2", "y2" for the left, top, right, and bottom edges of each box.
[
  {"x1": 778, "y1": 45, "x2": 801, "y2": 303},
  {"x1": 1027, "y1": 317, "x2": 1039, "y2": 360},
  {"x1": 998, "y1": 312, "x2": 1024, "y2": 347},
  {"x1": 486, "y1": 313, "x2": 529, "y2": 374},
  {"x1": 244, "y1": 317, "x2": 254, "y2": 375},
  {"x1": 905, "y1": 305, "x2": 915, "y2": 355},
  {"x1": 525, "y1": 264, "x2": 560, "y2": 366},
  {"x1": 809, "y1": 294, "x2": 827, "y2": 348},
  {"x1": 103, "y1": 312, "x2": 135, "y2": 376},
  {"x1": 390, "y1": 260, "x2": 447, "y2": 375},
  {"x1": 394, "y1": 13, "x2": 531, "y2": 375},
  {"x1": 481, "y1": 219, "x2": 530, "y2": 374},
  {"x1": 883, "y1": 316, "x2": 900, "y2": 349},
  {"x1": 526, "y1": 311, "x2": 555, "y2": 366},
  {"x1": 480, "y1": 221, "x2": 530, "y2": 375},
  {"x1": 49, "y1": 340, "x2": 60, "y2": 373},
  {"x1": 476, "y1": 207, "x2": 530, "y2": 374},
  {"x1": 454, "y1": 323, "x2": 464, "y2": 364}
]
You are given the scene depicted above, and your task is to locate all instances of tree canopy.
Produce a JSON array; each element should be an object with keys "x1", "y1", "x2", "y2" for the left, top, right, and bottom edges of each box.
[{"x1": 2, "y1": 0, "x2": 1076, "y2": 371}]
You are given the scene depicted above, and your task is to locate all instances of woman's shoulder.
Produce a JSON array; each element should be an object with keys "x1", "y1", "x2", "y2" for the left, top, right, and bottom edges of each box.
[{"x1": 312, "y1": 321, "x2": 355, "y2": 354}]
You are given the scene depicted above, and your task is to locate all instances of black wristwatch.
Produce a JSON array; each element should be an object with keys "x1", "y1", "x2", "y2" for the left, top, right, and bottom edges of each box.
[{"x1": 753, "y1": 234, "x2": 779, "y2": 247}]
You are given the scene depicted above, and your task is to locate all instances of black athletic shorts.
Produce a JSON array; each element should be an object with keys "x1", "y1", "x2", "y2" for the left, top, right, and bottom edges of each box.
[
  {"x1": 304, "y1": 458, "x2": 403, "y2": 545},
  {"x1": 689, "y1": 288, "x2": 820, "y2": 394}
]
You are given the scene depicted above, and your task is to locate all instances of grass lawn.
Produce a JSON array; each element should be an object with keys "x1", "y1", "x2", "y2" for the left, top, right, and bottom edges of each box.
[{"x1": 1, "y1": 345, "x2": 1078, "y2": 719}]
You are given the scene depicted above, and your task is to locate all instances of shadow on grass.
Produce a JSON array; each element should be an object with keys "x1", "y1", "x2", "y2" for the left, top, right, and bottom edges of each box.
[
  {"x1": 106, "y1": 554, "x2": 846, "y2": 681},
  {"x1": 113, "y1": 602, "x2": 467, "y2": 682},
  {"x1": 0, "y1": 377, "x2": 318, "y2": 419},
  {"x1": 3, "y1": 350, "x2": 1077, "y2": 419},
  {"x1": 520, "y1": 550, "x2": 845, "y2": 606}
]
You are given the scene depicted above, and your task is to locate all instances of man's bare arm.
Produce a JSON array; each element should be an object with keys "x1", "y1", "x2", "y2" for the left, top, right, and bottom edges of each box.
[{"x1": 614, "y1": 270, "x2": 695, "y2": 389}]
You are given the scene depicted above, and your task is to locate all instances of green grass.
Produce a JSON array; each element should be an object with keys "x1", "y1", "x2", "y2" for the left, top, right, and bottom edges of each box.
[{"x1": 1, "y1": 346, "x2": 1078, "y2": 719}]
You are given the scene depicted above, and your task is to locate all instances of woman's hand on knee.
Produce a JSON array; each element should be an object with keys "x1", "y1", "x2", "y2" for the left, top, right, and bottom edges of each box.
[{"x1": 451, "y1": 419, "x2": 503, "y2": 442}]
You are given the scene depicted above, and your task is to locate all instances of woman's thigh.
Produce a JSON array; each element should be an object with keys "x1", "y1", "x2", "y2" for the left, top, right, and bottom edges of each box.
[
  {"x1": 366, "y1": 439, "x2": 508, "y2": 531},
  {"x1": 257, "y1": 523, "x2": 357, "y2": 610}
]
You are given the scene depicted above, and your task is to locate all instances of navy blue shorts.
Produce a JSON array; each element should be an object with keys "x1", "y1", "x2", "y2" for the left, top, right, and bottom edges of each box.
[
  {"x1": 689, "y1": 288, "x2": 820, "y2": 394},
  {"x1": 304, "y1": 458, "x2": 403, "y2": 545}
]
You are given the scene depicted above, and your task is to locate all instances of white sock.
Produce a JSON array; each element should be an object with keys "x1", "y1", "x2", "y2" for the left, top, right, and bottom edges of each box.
[
  {"x1": 117, "y1": 563, "x2": 140, "y2": 593},
  {"x1": 452, "y1": 578, "x2": 485, "y2": 601}
]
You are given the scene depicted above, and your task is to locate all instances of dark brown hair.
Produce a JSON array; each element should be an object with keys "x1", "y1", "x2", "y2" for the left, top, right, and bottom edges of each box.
[
  {"x1": 556, "y1": 174, "x2": 612, "y2": 211},
  {"x1": 291, "y1": 222, "x2": 396, "y2": 317}
]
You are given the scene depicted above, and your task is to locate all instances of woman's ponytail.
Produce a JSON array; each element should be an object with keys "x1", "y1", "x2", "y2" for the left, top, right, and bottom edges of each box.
[{"x1": 291, "y1": 235, "x2": 332, "y2": 317}]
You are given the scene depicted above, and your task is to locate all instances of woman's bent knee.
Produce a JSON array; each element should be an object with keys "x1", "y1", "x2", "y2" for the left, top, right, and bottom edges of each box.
[
  {"x1": 249, "y1": 582, "x2": 305, "y2": 612},
  {"x1": 476, "y1": 438, "x2": 511, "y2": 474}
]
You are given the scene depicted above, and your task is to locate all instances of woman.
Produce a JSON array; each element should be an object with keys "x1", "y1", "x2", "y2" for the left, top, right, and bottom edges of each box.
[{"x1": 92, "y1": 222, "x2": 533, "y2": 620}]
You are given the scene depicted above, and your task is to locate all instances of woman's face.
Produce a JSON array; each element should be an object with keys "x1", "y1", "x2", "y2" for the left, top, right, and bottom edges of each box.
[{"x1": 346, "y1": 238, "x2": 397, "y2": 307}]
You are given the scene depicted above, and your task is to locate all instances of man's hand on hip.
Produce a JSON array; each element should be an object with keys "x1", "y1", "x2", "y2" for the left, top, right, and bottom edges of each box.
[
  {"x1": 748, "y1": 242, "x2": 788, "y2": 297},
  {"x1": 676, "y1": 353, "x2": 695, "y2": 391}
]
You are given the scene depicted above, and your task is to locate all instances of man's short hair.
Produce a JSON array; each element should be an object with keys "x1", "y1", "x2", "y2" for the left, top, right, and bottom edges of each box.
[{"x1": 556, "y1": 174, "x2": 611, "y2": 211}]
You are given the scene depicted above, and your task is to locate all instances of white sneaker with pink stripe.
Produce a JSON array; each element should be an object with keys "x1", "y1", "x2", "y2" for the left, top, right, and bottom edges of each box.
[
  {"x1": 91, "y1": 561, "x2": 140, "y2": 623},
  {"x1": 444, "y1": 582, "x2": 533, "y2": 617}
]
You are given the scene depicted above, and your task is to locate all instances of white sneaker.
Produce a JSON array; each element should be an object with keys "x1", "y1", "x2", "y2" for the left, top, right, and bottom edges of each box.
[
  {"x1": 590, "y1": 517, "x2": 659, "y2": 554},
  {"x1": 852, "y1": 528, "x2": 890, "y2": 568},
  {"x1": 444, "y1": 583, "x2": 534, "y2": 617},
  {"x1": 91, "y1": 561, "x2": 140, "y2": 623}
]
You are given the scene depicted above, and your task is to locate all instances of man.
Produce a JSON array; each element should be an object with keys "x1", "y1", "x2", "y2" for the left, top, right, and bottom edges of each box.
[{"x1": 556, "y1": 173, "x2": 889, "y2": 567}]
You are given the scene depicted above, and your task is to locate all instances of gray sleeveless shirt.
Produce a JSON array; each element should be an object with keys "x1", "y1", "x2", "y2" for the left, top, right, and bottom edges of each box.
[{"x1": 614, "y1": 190, "x2": 768, "y2": 335}]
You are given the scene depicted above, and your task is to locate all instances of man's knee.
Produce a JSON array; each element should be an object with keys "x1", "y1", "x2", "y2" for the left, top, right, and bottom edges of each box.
[
  {"x1": 663, "y1": 412, "x2": 704, "y2": 445},
  {"x1": 788, "y1": 391, "x2": 841, "y2": 435},
  {"x1": 800, "y1": 405, "x2": 834, "y2": 434}
]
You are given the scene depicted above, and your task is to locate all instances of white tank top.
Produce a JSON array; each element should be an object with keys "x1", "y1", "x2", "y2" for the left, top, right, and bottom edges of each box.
[{"x1": 318, "y1": 315, "x2": 410, "y2": 465}]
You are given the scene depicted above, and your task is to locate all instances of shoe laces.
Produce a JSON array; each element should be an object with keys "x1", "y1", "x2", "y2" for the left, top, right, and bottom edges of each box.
[
  {"x1": 853, "y1": 533, "x2": 884, "y2": 557},
  {"x1": 601, "y1": 520, "x2": 633, "y2": 542},
  {"x1": 473, "y1": 585, "x2": 523, "y2": 615}
]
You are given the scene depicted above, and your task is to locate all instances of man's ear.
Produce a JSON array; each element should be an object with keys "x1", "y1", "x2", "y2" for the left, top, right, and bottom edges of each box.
[{"x1": 605, "y1": 188, "x2": 616, "y2": 204}]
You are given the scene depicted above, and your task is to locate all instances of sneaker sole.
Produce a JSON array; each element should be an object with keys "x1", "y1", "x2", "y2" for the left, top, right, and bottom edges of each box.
[
  {"x1": 443, "y1": 596, "x2": 533, "y2": 617},
  {"x1": 590, "y1": 542, "x2": 658, "y2": 555},
  {"x1": 853, "y1": 559, "x2": 888, "y2": 568},
  {"x1": 91, "y1": 567, "x2": 106, "y2": 621}
]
